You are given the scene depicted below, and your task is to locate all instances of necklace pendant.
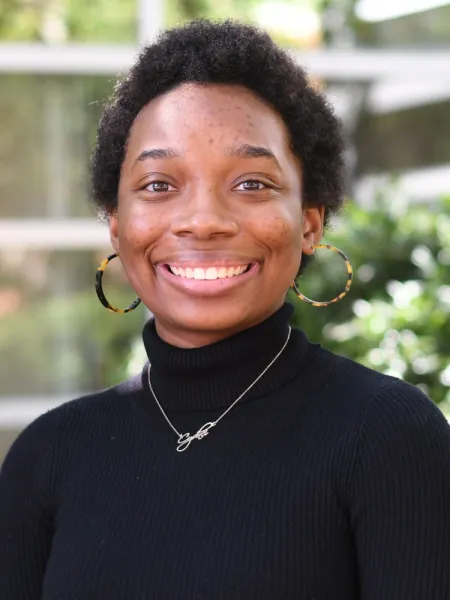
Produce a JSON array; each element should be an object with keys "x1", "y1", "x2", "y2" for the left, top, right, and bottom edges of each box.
[{"x1": 177, "y1": 421, "x2": 216, "y2": 452}]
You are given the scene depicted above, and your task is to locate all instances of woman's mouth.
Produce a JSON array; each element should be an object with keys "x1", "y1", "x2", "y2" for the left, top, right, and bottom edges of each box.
[
  {"x1": 165, "y1": 263, "x2": 253, "y2": 280},
  {"x1": 157, "y1": 261, "x2": 261, "y2": 297}
]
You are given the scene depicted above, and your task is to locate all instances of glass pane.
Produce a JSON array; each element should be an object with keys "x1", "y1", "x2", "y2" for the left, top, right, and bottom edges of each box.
[
  {"x1": 324, "y1": 80, "x2": 450, "y2": 203},
  {"x1": 0, "y1": 248, "x2": 146, "y2": 397},
  {"x1": 0, "y1": 75, "x2": 113, "y2": 218},
  {"x1": 356, "y1": 97, "x2": 450, "y2": 175},
  {"x1": 354, "y1": 4, "x2": 450, "y2": 48}
]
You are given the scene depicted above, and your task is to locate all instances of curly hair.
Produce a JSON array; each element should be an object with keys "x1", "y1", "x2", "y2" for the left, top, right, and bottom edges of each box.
[{"x1": 91, "y1": 19, "x2": 346, "y2": 233}]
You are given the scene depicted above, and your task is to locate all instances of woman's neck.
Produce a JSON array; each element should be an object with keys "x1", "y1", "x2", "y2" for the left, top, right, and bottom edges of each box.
[{"x1": 141, "y1": 302, "x2": 313, "y2": 412}]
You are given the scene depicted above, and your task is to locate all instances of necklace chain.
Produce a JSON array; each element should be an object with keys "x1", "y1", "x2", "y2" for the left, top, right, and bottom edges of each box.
[{"x1": 147, "y1": 326, "x2": 292, "y2": 452}]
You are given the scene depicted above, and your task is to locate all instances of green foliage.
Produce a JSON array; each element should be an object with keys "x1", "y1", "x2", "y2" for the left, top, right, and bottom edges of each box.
[
  {"x1": 0, "y1": 0, "x2": 332, "y2": 44},
  {"x1": 0, "y1": 0, "x2": 350, "y2": 46},
  {"x1": 0, "y1": 288, "x2": 144, "y2": 395},
  {"x1": 0, "y1": 0, "x2": 136, "y2": 42},
  {"x1": 166, "y1": 0, "x2": 259, "y2": 26},
  {"x1": 65, "y1": 0, "x2": 136, "y2": 43},
  {"x1": 290, "y1": 189, "x2": 450, "y2": 411}
]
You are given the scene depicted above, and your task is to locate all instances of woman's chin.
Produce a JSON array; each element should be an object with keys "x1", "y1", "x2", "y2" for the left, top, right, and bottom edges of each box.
[{"x1": 151, "y1": 301, "x2": 264, "y2": 346}]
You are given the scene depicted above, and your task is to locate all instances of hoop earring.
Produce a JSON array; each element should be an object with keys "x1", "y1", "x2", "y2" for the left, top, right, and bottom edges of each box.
[
  {"x1": 95, "y1": 253, "x2": 141, "y2": 313},
  {"x1": 291, "y1": 244, "x2": 353, "y2": 307}
]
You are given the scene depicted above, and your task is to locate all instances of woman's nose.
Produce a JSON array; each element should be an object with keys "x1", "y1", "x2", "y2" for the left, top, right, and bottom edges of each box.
[{"x1": 170, "y1": 192, "x2": 239, "y2": 240}]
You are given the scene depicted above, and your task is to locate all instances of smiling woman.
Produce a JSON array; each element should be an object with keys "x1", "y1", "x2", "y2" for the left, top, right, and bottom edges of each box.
[{"x1": 1, "y1": 18, "x2": 450, "y2": 600}]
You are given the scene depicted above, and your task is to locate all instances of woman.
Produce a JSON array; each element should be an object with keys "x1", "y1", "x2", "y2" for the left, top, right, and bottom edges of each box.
[{"x1": 1, "y1": 19, "x2": 449, "y2": 600}]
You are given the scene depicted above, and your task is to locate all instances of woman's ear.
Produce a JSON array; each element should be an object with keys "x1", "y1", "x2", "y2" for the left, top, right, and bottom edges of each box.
[
  {"x1": 302, "y1": 206, "x2": 325, "y2": 254},
  {"x1": 109, "y1": 211, "x2": 119, "y2": 254}
]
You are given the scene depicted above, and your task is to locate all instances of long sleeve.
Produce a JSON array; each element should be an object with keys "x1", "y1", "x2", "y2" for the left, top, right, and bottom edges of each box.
[
  {"x1": 348, "y1": 380, "x2": 450, "y2": 599},
  {"x1": 0, "y1": 412, "x2": 58, "y2": 599}
]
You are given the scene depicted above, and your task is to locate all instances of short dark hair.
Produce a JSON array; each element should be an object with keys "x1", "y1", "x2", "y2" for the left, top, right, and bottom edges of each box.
[{"x1": 91, "y1": 19, "x2": 346, "y2": 234}]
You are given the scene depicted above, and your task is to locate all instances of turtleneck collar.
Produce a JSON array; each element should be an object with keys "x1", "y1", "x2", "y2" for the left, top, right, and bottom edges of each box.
[{"x1": 141, "y1": 302, "x2": 314, "y2": 412}]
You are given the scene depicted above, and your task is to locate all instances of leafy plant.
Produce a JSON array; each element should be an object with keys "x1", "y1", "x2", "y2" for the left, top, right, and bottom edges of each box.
[{"x1": 290, "y1": 188, "x2": 450, "y2": 413}]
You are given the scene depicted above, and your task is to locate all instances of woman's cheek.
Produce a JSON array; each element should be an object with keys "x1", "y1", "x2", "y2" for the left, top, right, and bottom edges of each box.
[
  {"x1": 255, "y1": 212, "x2": 302, "y2": 252},
  {"x1": 119, "y1": 204, "x2": 163, "y2": 253}
]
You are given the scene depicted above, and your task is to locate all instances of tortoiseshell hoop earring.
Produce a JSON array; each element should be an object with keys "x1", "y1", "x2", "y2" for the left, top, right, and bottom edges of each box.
[
  {"x1": 95, "y1": 253, "x2": 141, "y2": 313},
  {"x1": 291, "y1": 244, "x2": 353, "y2": 307}
]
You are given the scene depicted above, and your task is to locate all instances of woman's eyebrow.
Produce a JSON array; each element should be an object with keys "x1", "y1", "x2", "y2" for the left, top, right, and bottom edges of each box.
[
  {"x1": 133, "y1": 147, "x2": 181, "y2": 166},
  {"x1": 132, "y1": 144, "x2": 282, "y2": 170},
  {"x1": 225, "y1": 144, "x2": 281, "y2": 170}
]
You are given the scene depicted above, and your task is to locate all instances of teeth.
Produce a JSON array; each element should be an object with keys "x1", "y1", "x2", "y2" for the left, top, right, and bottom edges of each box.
[{"x1": 169, "y1": 264, "x2": 250, "y2": 280}]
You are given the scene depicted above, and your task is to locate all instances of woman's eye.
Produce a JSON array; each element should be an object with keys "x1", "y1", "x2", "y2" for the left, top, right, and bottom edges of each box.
[
  {"x1": 236, "y1": 180, "x2": 267, "y2": 191},
  {"x1": 145, "y1": 181, "x2": 174, "y2": 192}
]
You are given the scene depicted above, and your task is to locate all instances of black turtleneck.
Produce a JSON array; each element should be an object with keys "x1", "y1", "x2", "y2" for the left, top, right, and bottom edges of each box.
[
  {"x1": 140, "y1": 303, "x2": 306, "y2": 411},
  {"x1": 1, "y1": 303, "x2": 450, "y2": 599}
]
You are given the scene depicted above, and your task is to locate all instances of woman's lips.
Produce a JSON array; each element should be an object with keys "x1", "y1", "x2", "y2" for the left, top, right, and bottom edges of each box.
[{"x1": 156, "y1": 261, "x2": 261, "y2": 297}]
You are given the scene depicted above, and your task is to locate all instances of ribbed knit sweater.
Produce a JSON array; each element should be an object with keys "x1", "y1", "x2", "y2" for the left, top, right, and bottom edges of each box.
[{"x1": 1, "y1": 303, "x2": 450, "y2": 599}]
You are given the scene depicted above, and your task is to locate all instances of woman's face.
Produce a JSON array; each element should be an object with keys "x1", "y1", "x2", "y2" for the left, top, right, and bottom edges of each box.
[{"x1": 111, "y1": 83, "x2": 324, "y2": 347}]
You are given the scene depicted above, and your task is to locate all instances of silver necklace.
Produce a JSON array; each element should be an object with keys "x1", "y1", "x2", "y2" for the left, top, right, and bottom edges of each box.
[{"x1": 147, "y1": 326, "x2": 292, "y2": 452}]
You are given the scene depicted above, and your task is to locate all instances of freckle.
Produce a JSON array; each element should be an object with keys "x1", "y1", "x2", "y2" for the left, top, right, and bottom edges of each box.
[{"x1": 209, "y1": 138, "x2": 214, "y2": 144}]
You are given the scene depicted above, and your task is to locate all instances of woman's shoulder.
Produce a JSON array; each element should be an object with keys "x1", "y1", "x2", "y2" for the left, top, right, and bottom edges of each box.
[
  {"x1": 2, "y1": 371, "x2": 145, "y2": 470},
  {"x1": 49, "y1": 369, "x2": 143, "y2": 423},
  {"x1": 307, "y1": 347, "x2": 450, "y2": 505},
  {"x1": 308, "y1": 342, "x2": 448, "y2": 429}
]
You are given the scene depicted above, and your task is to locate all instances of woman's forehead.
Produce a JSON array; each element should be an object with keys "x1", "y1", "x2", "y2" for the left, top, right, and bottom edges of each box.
[
  {"x1": 126, "y1": 83, "x2": 292, "y2": 160},
  {"x1": 138, "y1": 82, "x2": 277, "y2": 117}
]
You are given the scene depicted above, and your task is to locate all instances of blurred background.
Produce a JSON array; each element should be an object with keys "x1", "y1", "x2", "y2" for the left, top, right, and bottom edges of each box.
[{"x1": 1, "y1": 0, "x2": 450, "y2": 460}]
